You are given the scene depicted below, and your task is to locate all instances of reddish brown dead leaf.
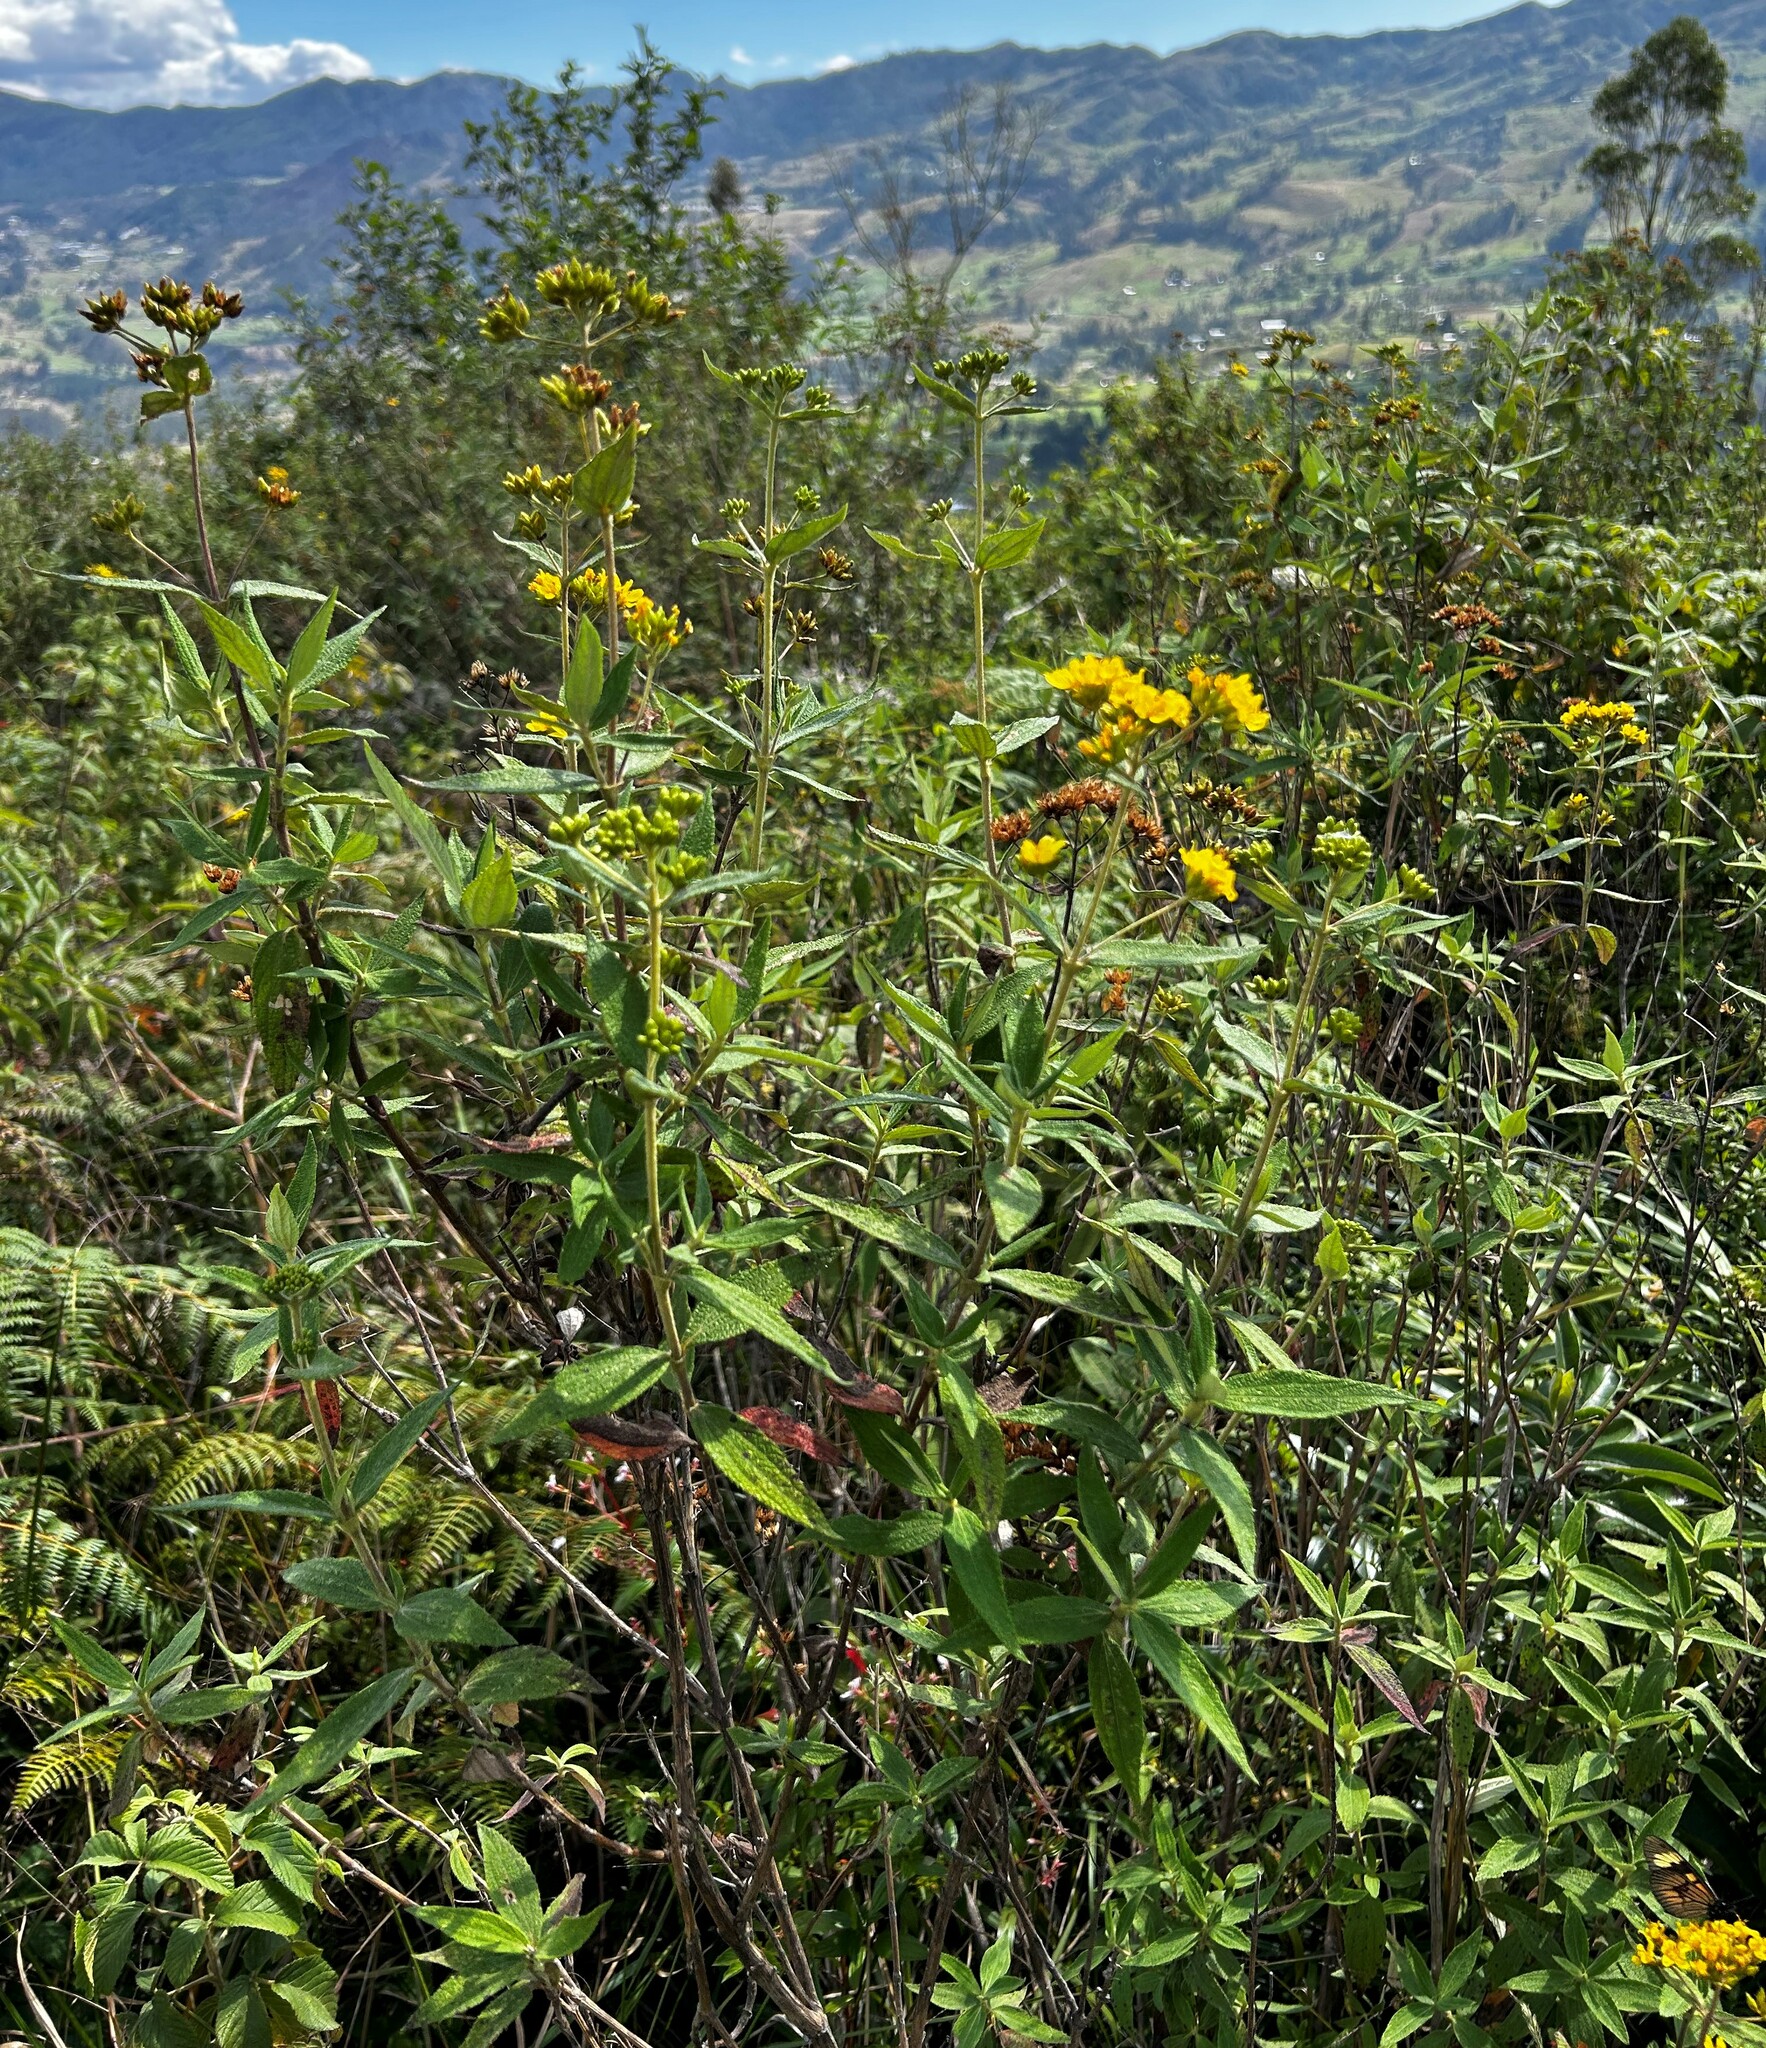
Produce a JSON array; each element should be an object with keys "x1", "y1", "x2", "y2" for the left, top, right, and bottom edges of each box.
[
  {"x1": 573, "y1": 1413, "x2": 689, "y2": 1462},
  {"x1": 740, "y1": 1405, "x2": 847, "y2": 1465}
]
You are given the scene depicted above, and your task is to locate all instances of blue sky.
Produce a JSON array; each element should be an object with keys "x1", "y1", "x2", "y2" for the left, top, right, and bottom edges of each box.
[
  {"x1": 4, "y1": 1, "x2": 1567, "y2": 111},
  {"x1": 232, "y1": 0, "x2": 1557, "y2": 86}
]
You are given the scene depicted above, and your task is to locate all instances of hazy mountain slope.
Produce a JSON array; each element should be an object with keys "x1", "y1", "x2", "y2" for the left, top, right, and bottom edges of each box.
[{"x1": 3, "y1": 0, "x2": 1764, "y2": 423}]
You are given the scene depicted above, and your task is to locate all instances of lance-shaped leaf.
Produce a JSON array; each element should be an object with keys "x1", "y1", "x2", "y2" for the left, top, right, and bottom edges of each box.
[
  {"x1": 696, "y1": 1402, "x2": 832, "y2": 1532},
  {"x1": 245, "y1": 1666, "x2": 417, "y2": 1812},
  {"x1": 942, "y1": 1502, "x2": 1021, "y2": 1656},
  {"x1": 1088, "y1": 1635, "x2": 1145, "y2": 1795},
  {"x1": 1132, "y1": 1612, "x2": 1255, "y2": 1778}
]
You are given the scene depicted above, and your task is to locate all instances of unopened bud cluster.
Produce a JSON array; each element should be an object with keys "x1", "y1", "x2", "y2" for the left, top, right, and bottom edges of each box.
[
  {"x1": 1315, "y1": 825, "x2": 1371, "y2": 880},
  {"x1": 592, "y1": 786, "x2": 704, "y2": 866}
]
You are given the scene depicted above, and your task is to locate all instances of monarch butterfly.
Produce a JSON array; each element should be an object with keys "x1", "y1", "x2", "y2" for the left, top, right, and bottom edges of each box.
[{"x1": 1642, "y1": 1836, "x2": 1720, "y2": 1922}]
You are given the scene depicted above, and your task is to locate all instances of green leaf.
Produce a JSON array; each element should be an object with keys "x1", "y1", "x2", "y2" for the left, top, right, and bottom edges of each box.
[
  {"x1": 461, "y1": 846, "x2": 519, "y2": 930},
  {"x1": 573, "y1": 425, "x2": 639, "y2": 517},
  {"x1": 942, "y1": 1360, "x2": 1008, "y2": 1523},
  {"x1": 493, "y1": 1347, "x2": 671, "y2": 1441},
  {"x1": 1088, "y1": 1635, "x2": 1145, "y2": 1794},
  {"x1": 53, "y1": 1618, "x2": 135, "y2": 1692},
  {"x1": 679, "y1": 1268, "x2": 829, "y2": 1374},
  {"x1": 363, "y1": 743, "x2": 456, "y2": 899},
  {"x1": 1011, "y1": 1400, "x2": 1144, "y2": 1466},
  {"x1": 764, "y1": 505, "x2": 848, "y2": 563},
  {"x1": 145, "y1": 1823, "x2": 235, "y2": 1893},
  {"x1": 459, "y1": 1646, "x2": 579, "y2": 1708},
  {"x1": 197, "y1": 597, "x2": 278, "y2": 691},
  {"x1": 975, "y1": 517, "x2": 1044, "y2": 571},
  {"x1": 1133, "y1": 1504, "x2": 1214, "y2": 1602},
  {"x1": 564, "y1": 617, "x2": 604, "y2": 729},
  {"x1": 250, "y1": 927, "x2": 312, "y2": 1093},
  {"x1": 827, "y1": 1510, "x2": 945, "y2": 1557},
  {"x1": 212, "y1": 1880, "x2": 300, "y2": 1935},
  {"x1": 416, "y1": 1906, "x2": 533, "y2": 1953},
  {"x1": 479, "y1": 1825, "x2": 543, "y2": 1939},
  {"x1": 1170, "y1": 1426, "x2": 1257, "y2": 1572},
  {"x1": 412, "y1": 765, "x2": 600, "y2": 796},
  {"x1": 180, "y1": 1490, "x2": 335, "y2": 1522},
  {"x1": 1132, "y1": 1614, "x2": 1255, "y2": 1776},
  {"x1": 261, "y1": 1957, "x2": 339, "y2": 2035},
  {"x1": 942, "y1": 1503, "x2": 1021, "y2": 1655},
  {"x1": 695, "y1": 1402, "x2": 832, "y2": 1532},
  {"x1": 81, "y1": 1902, "x2": 145, "y2": 1994},
  {"x1": 463, "y1": 1985, "x2": 534, "y2": 2048},
  {"x1": 282, "y1": 1556, "x2": 392, "y2": 1612},
  {"x1": 245, "y1": 1667, "x2": 417, "y2": 1812},
  {"x1": 348, "y1": 1387, "x2": 451, "y2": 1508},
  {"x1": 284, "y1": 594, "x2": 337, "y2": 692},
  {"x1": 395, "y1": 1588, "x2": 515, "y2": 1647},
  {"x1": 1212, "y1": 1369, "x2": 1416, "y2": 1420},
  {"x1": 1134, "y1": 1581, "x2": 1255, "y2": 1628},
  {"x1": 793, "y1": 1187, "x2": 962, "y2": 1269},
  {"x1": 984, "y1": 1162, "x2": 1042, "y2": 1240},
  {"x1": 1090, "y1": 937, "x2": 1261, "y2": 973}
]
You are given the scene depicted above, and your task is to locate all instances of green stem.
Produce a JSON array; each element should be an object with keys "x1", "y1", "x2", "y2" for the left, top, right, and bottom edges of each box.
[
  {"x1": 1002, "y1": 787, "x2": 1134, "y2": 1171},
  {"x1": 643, "y1": 864, "x2": 687, "y2": 1391},
  {"x1": 1217, "y1": 875, "x2": 1340, "y2": 1264},
  {"x1": 748, "y1": 413, "x2": 784, "y2": 871}
]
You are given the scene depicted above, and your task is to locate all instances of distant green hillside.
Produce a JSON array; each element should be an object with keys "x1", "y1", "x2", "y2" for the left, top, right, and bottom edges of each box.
[{"x1": 3, "y1": 0, "x2": 1764, "y2": 425}]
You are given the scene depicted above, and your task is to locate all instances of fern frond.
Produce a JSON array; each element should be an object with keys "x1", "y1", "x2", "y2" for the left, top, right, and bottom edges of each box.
[
  {"x1": 11, "y1": 1726, "x2": 129, "y2": 1813},
  {"x1": 0, "y1": 1510, "x2": 150, "y2": 1618},
  {"x1": 158, "y1": 1431, "x2": 316, "y2": 1507}
]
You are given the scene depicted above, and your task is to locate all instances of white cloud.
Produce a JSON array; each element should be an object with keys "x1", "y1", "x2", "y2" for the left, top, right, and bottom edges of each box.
[
  {"x1": 0, "y1": 0, "x2": 372, "y2": 108},
  {"x1": 817, "y1": 53, "x2": 856, "y2": 72},
  {"x1": 728, "y1": 44, "x2": 754, "y2": 68}
]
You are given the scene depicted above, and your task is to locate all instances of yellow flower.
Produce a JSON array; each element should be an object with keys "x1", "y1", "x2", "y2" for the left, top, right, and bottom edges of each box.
[
  {"x1": 1187, "y1": 667, "x2": 1269, "y2": 735},
  {"x1": 1633, "y1": 1920, "x2": 1766, "y2": 1990},
  {"x1": 1181, "y1": 846, "x2": 1238, "y2": 902},
  {"x1": 1229, "y1": 361, "x2": 1250, "y2": 378},
  {"x1": 265, "y1": 465, "x2": 289, "y2": 483},
  {"x1": 1560, "y1": 696, "x2": 1635, "y2": 737},
  {"x1": 524, "y1": 709, "x2": 569, "y2": 741},
  {"x1": 1078, "y1": 714, "x2": 1147, "y2": 765},
  {"x1": 1046, "y1": 653, "x2": 1143, "y2": 714},
  {"x1": 1123, "y1": 679, "x2": 1193, "y2": 727},
  {"x1": 1017, "y1": 832, "x2": 1067, "y2": 871},
  {"x1": 528, "y1": 570, "x2": 563, "y2": 605},
  {"x1": 631, "y1": 603, "x2": 692, "y2": 653},
  {"x1": 1620, "y1": 722, "x2": 1650, "y2": 748},
  {"x1": 86, "y1": 563, "x2": 117, "y2": 578},
  {"x1": 566, "y1": 567, "x2": 689, "y2": 649}
]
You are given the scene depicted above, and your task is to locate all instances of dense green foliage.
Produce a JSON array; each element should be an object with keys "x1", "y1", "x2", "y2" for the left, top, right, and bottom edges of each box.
[{"x1": 10, "y1": 35, "x2": 1766, "y2": 2048}]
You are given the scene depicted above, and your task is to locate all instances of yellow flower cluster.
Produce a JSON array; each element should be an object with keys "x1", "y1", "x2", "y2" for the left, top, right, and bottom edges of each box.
[
  {"x1": 527, "y1": 566, "x2": 692, "y2": 653},
  {"x1": 1561, "y1": 697, "x2": 1648, "y2": 748},
  {"x1": 1044, "y1": 654, "x2": 1268, "y2": 764},
  {"x1": 1046, "y1": 654, "x2": 1191, "y2": 765},
  {"x1": 1633, "y1": 1920, "x2": 1766, "y2": 1989},
  {"x1": 1187, "y1": 667, "x2": 1270, "y2": 735},
  {"x1": 1181, "y1": 846, "x2": 1238, "y2": 902},
  {"x1": 1045, "y1": 653, "x2": 1149, "y2": 714}
]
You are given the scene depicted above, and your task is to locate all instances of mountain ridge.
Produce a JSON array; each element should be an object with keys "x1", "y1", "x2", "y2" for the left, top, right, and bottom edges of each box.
[{"x1": 2, "y1": 0, "x2": 1761, "y2": 422}]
